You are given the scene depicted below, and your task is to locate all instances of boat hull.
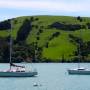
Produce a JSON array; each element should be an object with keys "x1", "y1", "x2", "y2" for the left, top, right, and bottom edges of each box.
[
  {"x1": 0, "y1": 71, "x2": 38, "y2": 77},
  {"x1": 68, "y1": 69, "x2": 90, "y2": 75}
]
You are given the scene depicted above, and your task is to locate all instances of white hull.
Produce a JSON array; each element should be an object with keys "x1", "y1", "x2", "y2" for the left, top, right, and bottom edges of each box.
[
  {"x1": 0, "y1": 71, "x2": 37, "y2": 77},
  {"x1": 68, "y1": 69, "x2": 90, "y2": 75}
]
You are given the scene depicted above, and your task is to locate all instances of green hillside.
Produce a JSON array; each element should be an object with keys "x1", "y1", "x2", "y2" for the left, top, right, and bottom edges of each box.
[{"x1": 0, "y1": 15, "x2": 90, "y2": 62}]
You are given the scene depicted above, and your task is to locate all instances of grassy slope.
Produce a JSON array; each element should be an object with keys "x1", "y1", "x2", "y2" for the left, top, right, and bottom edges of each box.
[
  {"x1": 43, "y1": 31, "x2": 76, "y2": 61},
  {"x1": 1, "y1": 15, "x2": 90, "y2": 61},
  {"x1": 27, "y1": 16, "x2": 90, "y2": 61},
  {"x1": 0, "y1": 30, "x2": 9, "y2": 37}
]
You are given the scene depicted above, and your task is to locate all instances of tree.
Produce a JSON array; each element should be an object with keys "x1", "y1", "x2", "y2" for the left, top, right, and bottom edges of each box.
[
  {"x1": 39, "y1": 29, "x2": 43, "y2": 33},
  {"x1": 45, "y1": 42, "x2": 49, "y2": 48},
  {"x1": 16, "y1": 19, "x2": 32, "y2": 42},
  {"x1": 36, "y1": 36, "x2": 40, "y2": 40},
  {"x1": 77, "y1": 16, "x2": 82, "y2": 22},
  {"x1": 30, "y1": 17, "x2": 34, "y2": 21}
]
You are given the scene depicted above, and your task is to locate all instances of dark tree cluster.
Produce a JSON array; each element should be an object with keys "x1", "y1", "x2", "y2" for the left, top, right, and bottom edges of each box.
[
  {"x1": 30, "y1": 17, "x2": 34, "y2": 21},
  {"x1": 45, "y1": 42, "x2": 49, "y2": 48},
  {"x1": 16, "y1": 19, "x2": 32, "y2": 42},
  {"x1": 49, "y1": 22, "x2": 65, "y2": 30},
  {"x1": 69, "y1": 34, "x2": 90, "y2": 61},
  {"x1": 0, "y1": 20, "x2": 11, "y2": 30},
  {"x1": 67, "y1": 24, "x2": 81, "y2": 31},
  {"x1": 36, "y1": 29, "x2": 43, "y2": 35},
  {"x1": 86, "y1": 41, "x2": 90, "y2": 54},
  {"x1": 39, "y1": 29, "x2": 43, "y2": 33},
  {"x1": 69, "y1": 34, "x2": 83, "y2": 44},
  {"x1": 35, "y1": 25, "x2": 39, "y2": 29},
  {"x1": 77, "y1": 16, "x2": 83, "y2": 22},
  {"x1": 35, "y1": 18, "x2": 39, "y2": 21},
  {"x1": 49, "y1": 22, "x2": 82, "y2": 31},
  {"x1": 14, "y1": 19, "x2": 18, "y2": 24},
  {"x1": 40, "y1": 26, "x2": 44, "y2": 29},
  {"x1": 0, "y1": 37, "x2": 10, "y2": 62},
  {"x1": 36, "y1": 36, "x2": 40, "y2": 40},
  {"x1": 49, "y1": 32, "x2": 60, "y2": 40},
  {"x1": 86, "y1": 23, "x2": 90, "y2": 29},
  {"x1": 30, "y1": 17, "x2": 39, "y2": 22}
]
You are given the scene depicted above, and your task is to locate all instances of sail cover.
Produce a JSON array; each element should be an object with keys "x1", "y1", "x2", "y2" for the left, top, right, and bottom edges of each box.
[{"x1": 10, "y1": 63, "x2": 25, "y2": 68}]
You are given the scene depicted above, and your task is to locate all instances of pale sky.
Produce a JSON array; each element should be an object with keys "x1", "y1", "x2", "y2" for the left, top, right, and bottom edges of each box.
[{"x1": 0, "y1": 0, "x2": 90, "y2": 21}]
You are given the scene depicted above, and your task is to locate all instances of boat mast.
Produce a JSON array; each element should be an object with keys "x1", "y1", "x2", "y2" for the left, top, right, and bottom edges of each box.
[
  {"x1": 9, "y1": 20, "x2": 12, "y2": 70},
  {"x1": 78, "y1": 28, "x2": 82, "y2": 69}
]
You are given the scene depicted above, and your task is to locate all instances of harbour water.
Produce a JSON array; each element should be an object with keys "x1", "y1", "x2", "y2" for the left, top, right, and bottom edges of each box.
[{"x1": 0, "y1": 63, "x2": 90, "y2": 90}]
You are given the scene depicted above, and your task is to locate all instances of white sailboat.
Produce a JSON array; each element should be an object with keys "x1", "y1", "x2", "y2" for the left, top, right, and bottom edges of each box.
[
  {"x1": 0, "y1": 20, "x2": 38, "y2": 77},
  {"x1": 68, "y1": 29, "x2": 90, "y2": 75}
]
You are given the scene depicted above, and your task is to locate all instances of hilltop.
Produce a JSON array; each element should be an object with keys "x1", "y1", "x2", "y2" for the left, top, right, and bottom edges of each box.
[{"x1": 0, "y1": 15, "x2": 90, "y2": 62}]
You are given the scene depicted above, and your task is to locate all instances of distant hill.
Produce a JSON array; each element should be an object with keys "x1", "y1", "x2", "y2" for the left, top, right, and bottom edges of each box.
[{"x1": 0, "y1": 15, "x2": 90, "y2": 62}]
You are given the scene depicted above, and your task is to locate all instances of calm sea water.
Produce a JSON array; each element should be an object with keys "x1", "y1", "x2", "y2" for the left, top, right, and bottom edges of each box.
[{"x1": 0, "y1": 63, "x2": 90, "y2": 90}]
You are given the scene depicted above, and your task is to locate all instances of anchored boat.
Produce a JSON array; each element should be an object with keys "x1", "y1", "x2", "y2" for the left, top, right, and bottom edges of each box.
[
  {"x1": 67, "y1": 26, "x2": 90, "y2": 75},
  {"x1": 0, "y1": 20, "x2": 38, "y2": 77}
]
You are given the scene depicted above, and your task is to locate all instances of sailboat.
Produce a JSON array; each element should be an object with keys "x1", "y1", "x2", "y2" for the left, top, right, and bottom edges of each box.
[
  {"x1": 67, "y1": 64, "x2": 90, "y2": 75},
  {"x1": 0, "y1": 20, "x2": 38, "y2": 77},
  {"x1": 67, "y1": 29, "x2": 90, "y2": 75}
]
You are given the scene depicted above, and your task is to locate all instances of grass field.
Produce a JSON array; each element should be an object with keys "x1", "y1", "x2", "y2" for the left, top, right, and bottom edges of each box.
[{"x1": 0, "y1": 15, "x2": 90, "y2": 61}]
